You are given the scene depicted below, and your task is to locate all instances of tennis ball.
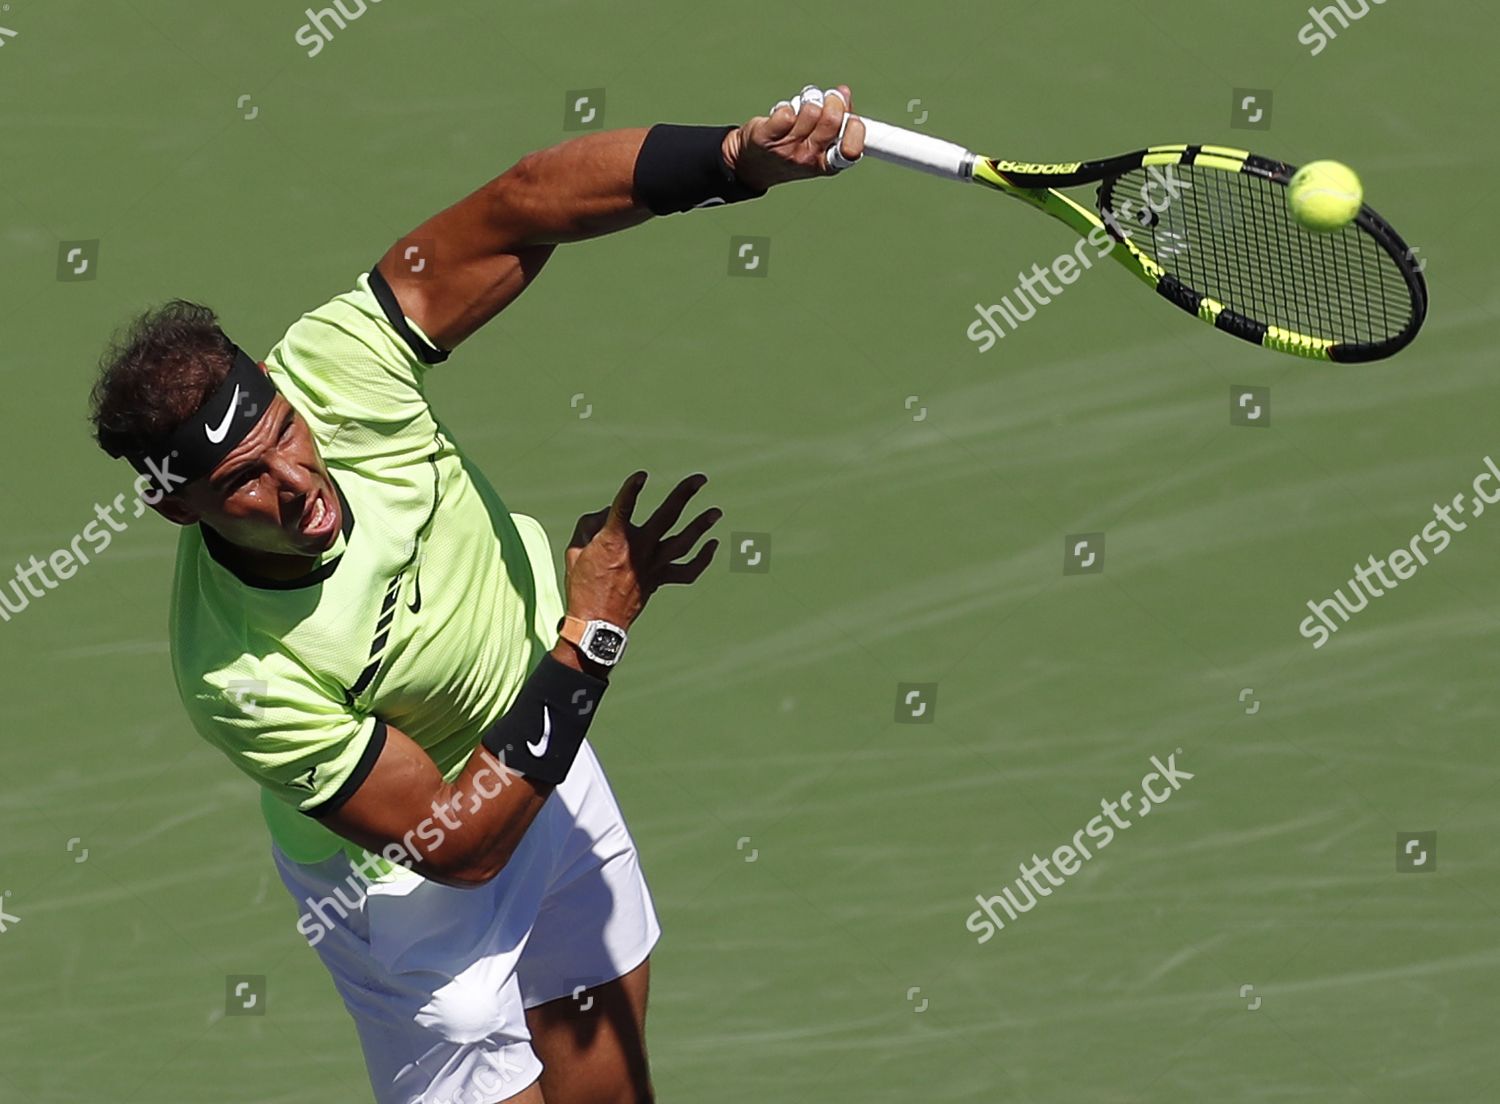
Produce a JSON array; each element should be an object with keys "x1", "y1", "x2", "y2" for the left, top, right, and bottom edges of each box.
[{"x1": 1288, "y1": 160, "x2": 1363, "y2": 233}]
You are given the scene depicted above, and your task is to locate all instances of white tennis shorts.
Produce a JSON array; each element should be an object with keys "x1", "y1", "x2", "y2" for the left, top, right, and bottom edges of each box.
[{"x1": 273, "y1": 740, "x2": 660, "y2": 1104}]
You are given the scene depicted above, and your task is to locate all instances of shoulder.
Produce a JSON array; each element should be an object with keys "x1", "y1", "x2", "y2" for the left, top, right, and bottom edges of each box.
[
  {"x1": 264, "y1": 269, "x2": 449, "y2": 466},
  {"x1": 273, "y1": 267, "x2": 447, "y2": 379}
]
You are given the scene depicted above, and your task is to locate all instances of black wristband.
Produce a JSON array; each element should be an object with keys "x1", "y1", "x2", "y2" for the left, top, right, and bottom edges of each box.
[
  {"x1": 633, "y1": 124, "x2": 767, "y2": 215},
  {"x1": 480, "y1": 653, "x2": 608, "y2": 785}
]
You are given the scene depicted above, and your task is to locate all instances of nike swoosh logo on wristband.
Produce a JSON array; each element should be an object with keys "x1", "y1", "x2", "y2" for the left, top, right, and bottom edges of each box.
[{"x1": 527, "y1": 705, "x2": 552, "y2": 757}]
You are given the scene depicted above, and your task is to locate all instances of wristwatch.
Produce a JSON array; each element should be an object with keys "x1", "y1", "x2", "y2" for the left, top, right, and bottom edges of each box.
[{"x1": 558, "y1": 614, "x2": 629, "y2": 667}]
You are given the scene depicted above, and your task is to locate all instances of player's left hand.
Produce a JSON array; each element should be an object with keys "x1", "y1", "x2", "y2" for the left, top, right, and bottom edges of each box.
[
  {"x1": 562, "y1": 471, "x2": 721, "y2": 632},
  {"x1": 722, "y1": 83, "x2": 866, "y2": 191}
]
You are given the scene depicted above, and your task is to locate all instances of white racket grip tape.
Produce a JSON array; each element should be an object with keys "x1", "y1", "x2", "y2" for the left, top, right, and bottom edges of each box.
[{"x1": 857, "y1": 116, "x2": 975, "y2": 182}]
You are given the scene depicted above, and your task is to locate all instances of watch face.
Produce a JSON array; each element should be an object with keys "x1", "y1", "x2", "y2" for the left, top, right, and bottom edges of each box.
[{"x1": 585, "y1": 626, "x2": 625, "y2": 663}]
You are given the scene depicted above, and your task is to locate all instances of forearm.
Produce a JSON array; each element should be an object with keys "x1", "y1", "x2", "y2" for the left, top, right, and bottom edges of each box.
[
  {"x1": 497, "y1": 127, "x2": 660, "y2": 248},
  {"x1": 407, "y1": 644, "x2": 608, "y2": 886},
  {"x1": 406, "y1": 749, "x2": 555, "y2": 888},
  {"x1": 327, "y1": 642, "x2": 609, "y2": 887}
]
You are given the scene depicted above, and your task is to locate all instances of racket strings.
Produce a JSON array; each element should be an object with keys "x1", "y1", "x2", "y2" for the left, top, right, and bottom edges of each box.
[{"x1": 1104, "y1": 166, "x2": 1413, "y2": 346}]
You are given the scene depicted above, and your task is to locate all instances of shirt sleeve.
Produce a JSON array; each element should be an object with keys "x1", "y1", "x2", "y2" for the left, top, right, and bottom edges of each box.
[
  {"x1": 177, "y1": 652, "x2": 387, "y2": 818},
  {"x1": 263, "y1": 267, "x2": 450, "y2": 471}
]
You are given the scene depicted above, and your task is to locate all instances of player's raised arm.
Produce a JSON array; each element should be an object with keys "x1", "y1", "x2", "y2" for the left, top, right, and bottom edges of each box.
[
  {"x1": 376, "y1": 84, "x2": 865, "y2": 352},
  {"x1": 319, "y1": 472, "x2": 720, "y2": 886}
]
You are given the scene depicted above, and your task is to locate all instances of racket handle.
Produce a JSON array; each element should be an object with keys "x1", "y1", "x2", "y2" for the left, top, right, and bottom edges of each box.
[{"x1": 856, "y1": 116, "x2": 975, "y2": 181}]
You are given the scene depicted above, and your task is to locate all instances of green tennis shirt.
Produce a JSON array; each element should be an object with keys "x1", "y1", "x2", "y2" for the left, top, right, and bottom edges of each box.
[{"x1": 170, "y1": 269, "x2": 565, "y2": 870}]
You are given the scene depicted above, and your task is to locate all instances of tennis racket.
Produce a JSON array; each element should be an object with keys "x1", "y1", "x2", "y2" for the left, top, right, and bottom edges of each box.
[{"x1": 856, "y1": 117, "x2": 1428, "y2": 362}]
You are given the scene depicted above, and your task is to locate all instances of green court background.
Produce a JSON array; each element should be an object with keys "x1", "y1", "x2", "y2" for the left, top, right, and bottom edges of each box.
[{"x1": 1, "y1": 1, "x2": 1496, "y2": 1100}]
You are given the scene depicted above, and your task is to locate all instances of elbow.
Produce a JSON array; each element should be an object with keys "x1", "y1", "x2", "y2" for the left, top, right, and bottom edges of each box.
[
  {"x1": 427, "y1": 847, "x2": 512, "y2": 889},
  {"x1": 446, "y1": 864, "x2": 505, "y2": 889}
]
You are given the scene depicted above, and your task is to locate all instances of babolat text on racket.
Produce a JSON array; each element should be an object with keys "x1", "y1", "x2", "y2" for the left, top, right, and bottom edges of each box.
[{"x1": 855, "y1": 117, "x2": 1428, "y2": 362}]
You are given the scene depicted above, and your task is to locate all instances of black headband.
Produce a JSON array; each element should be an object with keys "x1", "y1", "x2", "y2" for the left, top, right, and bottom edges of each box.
[{"x1": 126, "y1": 346, "x2": 279, "y2": 493}]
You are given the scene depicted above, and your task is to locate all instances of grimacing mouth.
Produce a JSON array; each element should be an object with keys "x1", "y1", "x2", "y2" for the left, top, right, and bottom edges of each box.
[{"x1": 296, "y1": 482, "x2": 338, "y2": 543}]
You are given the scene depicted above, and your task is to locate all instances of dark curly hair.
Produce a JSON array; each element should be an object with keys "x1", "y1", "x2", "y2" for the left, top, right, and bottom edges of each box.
[{"x1": 89, "y1": 300, "x2": 236, "y2": 461}]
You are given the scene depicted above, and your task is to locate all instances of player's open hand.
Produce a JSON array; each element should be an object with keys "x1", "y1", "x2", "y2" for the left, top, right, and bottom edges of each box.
[
  {"x1": 723, "y1": 84, "x2": 865, "y2": 191},
  {"x1": 563, "y1": 471, "x2": 720, "y2": 630}
]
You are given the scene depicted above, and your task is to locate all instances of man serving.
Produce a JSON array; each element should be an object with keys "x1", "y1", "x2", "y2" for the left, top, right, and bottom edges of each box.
[{"x1": 86, "y1": 85, "x2": 864, "y2": 1103}]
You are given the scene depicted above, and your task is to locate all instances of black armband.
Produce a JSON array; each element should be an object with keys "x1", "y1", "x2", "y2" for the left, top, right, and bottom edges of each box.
[
  {"x1": 479, "y1": 654, "x2": 608, "y2": 784},
  {"x1": 633, "y1": 124, "x2": 767, "y2": 215}
]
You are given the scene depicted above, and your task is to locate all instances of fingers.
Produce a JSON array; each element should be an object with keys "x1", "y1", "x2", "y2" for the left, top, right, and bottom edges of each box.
[
  {"x1": 788, "y1": 85, "x2": 826, "y2": 142},
  {"x1": 818, "y1": 87, "x2": 863, "y2": 172},
  {"x1": 763, "y1": 103, "x2": 796, "y2": 141},
  {"x1": 657, "y1": 539, "x2": 718, "y2": 587},
  {"x1": 657, "y1": 505, "x2": 722, "y2": 562},
  {"x1": 641, "y1": 472, "x2": 708, "y2": 541},
  {"x1": 605, "y1": 470, "x2": 647, "y2": 533},
  {"x1": 770, "y1": 84, "x2": 862, "y2": 176},
  {"x1": 809, "y1": 87, "x2": 847, "y2": 150},
  {"x1": 841, "y1": 112, "x2": 866, "y2": 162},
  {"x1": 569, "y1": 505, "x2": 609, "y2": 549},
  {"x1": 830, "y1": 86, "x2": 864, "y2": 161}
]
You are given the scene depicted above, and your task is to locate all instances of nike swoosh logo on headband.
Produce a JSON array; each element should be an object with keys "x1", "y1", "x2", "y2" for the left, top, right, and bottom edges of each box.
[{"x1": 205, "y1": 385, "x2": 242, "y2": 444}]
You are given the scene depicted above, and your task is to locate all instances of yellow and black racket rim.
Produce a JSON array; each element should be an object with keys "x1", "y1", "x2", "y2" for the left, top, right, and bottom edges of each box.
[{"x1": 974, "y1": 145, "x2": 1428, "y2": 363}]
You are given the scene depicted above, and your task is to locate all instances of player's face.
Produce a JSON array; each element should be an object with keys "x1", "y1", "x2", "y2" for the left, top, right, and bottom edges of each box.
[{"x1": 173, "y1": 394, "x2": 342, "y2": 558}]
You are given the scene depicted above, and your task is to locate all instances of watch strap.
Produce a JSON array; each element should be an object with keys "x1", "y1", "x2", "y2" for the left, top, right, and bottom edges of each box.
[{"x1": 558, "y1": 614, "x2": 589, "y2": 648}]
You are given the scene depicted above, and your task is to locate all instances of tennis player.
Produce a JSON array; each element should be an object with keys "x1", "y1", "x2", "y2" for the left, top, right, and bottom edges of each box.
[{"x1": 85, "y1": 86, "x2": 865, "y2": 1103}]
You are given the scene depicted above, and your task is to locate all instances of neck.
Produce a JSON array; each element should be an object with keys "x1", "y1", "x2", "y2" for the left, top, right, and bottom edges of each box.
[
  {"x1": 215, "y1": 540, "x2": 324, "y2": 582},
  {"x1": 198, "y1": 478, "x2": 351, "y2": 589}
]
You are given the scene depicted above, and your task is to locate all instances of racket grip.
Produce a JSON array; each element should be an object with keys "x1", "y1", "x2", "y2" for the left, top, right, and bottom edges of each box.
[{"x1": 856, "y1": 116, "x2": 975, "y2": 181}]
